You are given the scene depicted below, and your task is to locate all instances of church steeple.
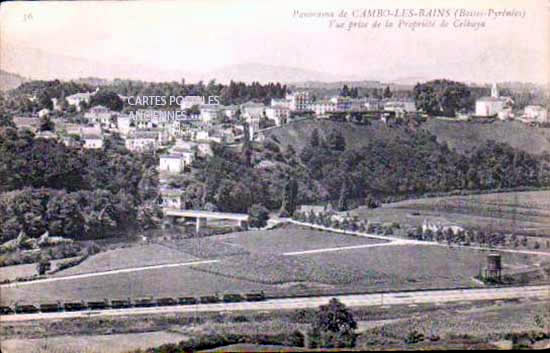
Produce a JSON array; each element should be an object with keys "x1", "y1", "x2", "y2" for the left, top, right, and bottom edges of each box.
[{"x1": 491, "y1": 83, "x2": 499, "y2": 98}]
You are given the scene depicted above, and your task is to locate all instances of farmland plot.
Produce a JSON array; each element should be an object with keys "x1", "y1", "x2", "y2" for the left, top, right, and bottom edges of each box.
[
  {"x1": 52, "y1": 244, "x2": 199, "y2": 277},
  {"x1": 353, "y1": 191, "x2": 550, "y2": 237}
]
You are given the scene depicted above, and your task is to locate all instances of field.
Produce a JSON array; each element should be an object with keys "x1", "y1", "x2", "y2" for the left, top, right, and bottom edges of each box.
[
  {"x1": 265, "y1": 119, "x2": 413, "y2": 152},
  {"x1": 196, "y1": 244, "x2": 545, "y2": 295},
  {"x1": 1, "y1": 224, "x2": 546, "y2": 306},
  {"x1": 265, "y1": 119, "x2": 550, "y2": 156},
  {"x1": 51, "y1": 244, "x2": 199, "y2": 277},
  {"x1": 351, "y1": 191, "x2": 550, "y2": 240},
  {"x1": 422, "y1": 120, "x2": 550, "y2": 155},
  {"x1": 0, "y1": 257, "x2": 80, "y2": 281}
]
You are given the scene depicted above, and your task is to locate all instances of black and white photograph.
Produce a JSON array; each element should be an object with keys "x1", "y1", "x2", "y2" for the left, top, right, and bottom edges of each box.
[{"x1": 0, "y1": 0, "x2": 549, "y2": 351}]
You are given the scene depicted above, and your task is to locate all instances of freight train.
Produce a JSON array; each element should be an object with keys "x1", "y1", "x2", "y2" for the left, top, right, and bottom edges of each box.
[{"x1": 0, "y1": 291, "x2": 266, "y2": 315}]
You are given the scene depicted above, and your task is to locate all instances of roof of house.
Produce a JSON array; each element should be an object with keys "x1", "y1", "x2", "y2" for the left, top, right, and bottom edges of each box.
[
  {"x1": 82, "y1": 134, "x2": 103, "y2": 140},
  {"x1": 477, "y1": 96, "x2": 508, "y2": 102},
  {"x1": 13, "y1": 117, "x2": 40, "y2": 126},
  {"x1": 131, "y1": 130, "x2": 158, "y2": 139},
  {"x1": 160, "y1": 152, "x2": 193, "y2": 159}
]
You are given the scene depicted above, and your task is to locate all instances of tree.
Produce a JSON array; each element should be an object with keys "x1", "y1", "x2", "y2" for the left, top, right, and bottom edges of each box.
[
  {"x1": 413, "y1": 79, "x2": 472, "y2": 117},
  {"x1": 383, "y1": 85, "x2": 393, "y2": 98},
  {"x1": 248, "y1": 204, "x2": 269, "y2": 228},
  {"x1": 0, "y1": 112, "x2": 14, "y2": 128},
  {"x1": 280, "y1": 177, "x2": 299, "y2": 216},
  {"x1": 340, "y1": 85, "x2": 351, "y2": 97},
  {"x1": 36, "y1": 258, "x2": 51, "y2": 275},
  {"x1": 39, "y1": 115, "x2": 54, "y2": 131},
  {"x1": 309, "y1": 298, "x2": 357, "y2": 348},
  {"x1": 337, "y1": 179, "x2": 348, "y2": 211},
  {"x1": 326, "y1": 129, "x2": 346, "y2": 151},
  {"x1": 310, "y1": 128, "x2": 321, "y2": 148},
  {"x1": 89, "y1": 90, "x2": 123, "y2": 111}
]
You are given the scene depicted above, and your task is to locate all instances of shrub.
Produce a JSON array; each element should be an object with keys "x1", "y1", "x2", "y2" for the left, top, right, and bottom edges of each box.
[{"x1": 404, "y1": 330, "x2": 425, "y2": 344}]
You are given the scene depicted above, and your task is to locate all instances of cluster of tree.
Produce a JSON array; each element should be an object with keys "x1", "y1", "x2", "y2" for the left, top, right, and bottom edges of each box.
[
  {"x1": 298, "y1": 128, "x2": 550, "y2": 207},
  {"x1": 89, "y1": 90, "x2": 123, "y2": 111},
  {"x1": 0, "y1": 128, "x2": 161, "y2": 242},
  {"x1": 292, "y1": 84, "x2": 413, "y2": 101},
  {"x1": 171, "y1": 140, "x2": 309, "y2": 215},
  {"x1": 109, "y1": 79, "x2": 287, "y2": 108},
  {"x1": 4, "y1": 80, "x2": 94, "y2": 113},
  {"x1": 407, "y1": 226, "x2": 507, "y2": 247},
  {"x1": 340, "y1": 85, "x2": 360, "y2": 98},
  {"x1": 293, "y1": 210, "x2": 398, "y2": 236},
  {"x1": 413, "y1": 79, "x2": 473, "y2": 116},
  {"x1": 176, "y1": 123, "x2": 550, "y2": 217}
]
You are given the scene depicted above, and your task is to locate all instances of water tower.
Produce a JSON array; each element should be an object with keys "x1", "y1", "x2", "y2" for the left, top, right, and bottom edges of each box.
[{"x1": 485, "y1": 253, "x2": 502, "y2": 281}]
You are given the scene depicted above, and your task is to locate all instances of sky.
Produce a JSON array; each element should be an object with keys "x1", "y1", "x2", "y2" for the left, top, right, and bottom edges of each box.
[{"x1": 0, "y1": 0, "x2": 548, "y2": 84}]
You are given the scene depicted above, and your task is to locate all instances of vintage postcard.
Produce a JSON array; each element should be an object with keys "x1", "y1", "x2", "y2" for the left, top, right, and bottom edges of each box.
[{"x1": 0, "y1": 0, "x2": 549, "y2": 352}]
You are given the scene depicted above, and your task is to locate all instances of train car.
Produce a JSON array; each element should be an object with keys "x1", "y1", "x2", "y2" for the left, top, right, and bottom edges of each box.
[
  {"x1": 40, "y1": 303, "x2": 61, "y2": 312},
  {"x1": 222, "y1": 293, "x2": 244, "y2": 303},
  {"x1": 178, "y1": 296, "x2": 198, "y2": 305},
  {"x1": 15, "y1": 304, "x2": 39, "y2": 314},
  {"x1": 199, "y1": 295, "x2": 219, "y2": 304},
  {"x1": 64, "y1": 301, "x2": 87, "y2": 311},
  {"x1": 156, "y1": 297, "x2": 177, "y2": 306},
  {"x1": 244, "y1": 291, "x2": 266, "y2": 301},
  {"x1": 134, "y1": 297, "x2": 156, "y2": 307},
  {"x1": 0, "y1": 306, "x2": 15, "y2": 315},
  {"x1": 87, "y1": 300, "x2": 109, "y2": 310},
  {"x1": 111, "y1": 299, "x2": 132, "y2": 309}
]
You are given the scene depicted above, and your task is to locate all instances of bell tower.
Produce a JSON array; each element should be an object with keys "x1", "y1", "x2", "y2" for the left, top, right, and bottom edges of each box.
[{"x1": 491, "y1": 83, "x2": 499, "y2": 98}]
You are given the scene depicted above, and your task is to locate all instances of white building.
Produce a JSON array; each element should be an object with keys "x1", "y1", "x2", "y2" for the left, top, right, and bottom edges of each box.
[
  {"x1": 247, "y1": 114, "x2": 261, "y2": 141},
  {"x1": 84, "y1": 105, "x2": 115, "y2": 125},
  {"x1": 171, "y1": 139, "x2": 198, "y2": 153},
  {"x1": 199, "y1": 104, "x2": 222, "y2": 123},
  {"x1": 13, "y1": 117, "x2": 41, "y2": 133},
  {"x1": 271, "y1": 98, "x2": 291, "y2": 108},
  {"x1": 125, "y1": 130, "x2": 159, "y2": 151},
  {"x1": 309, "y1": 100, "x2": 336, "y2": 116},
  {"x1": 241, "y1": 102, "x2": 265, "y2": 117},
  {"x1": 180, "y1": 96, "x2": 205, "y2": 110},
  {"x1": 265, "y1": 106, "x2": 290, "y2": 126},
  {"x1": 523, "y1": 105, "x2": 548, "y2": 123},
  {"x1": 194, "y1": 130, "x2": 210, "y2": 142},
  {"x1": 286, "y1": 91, "x2": 312, "y2": 112},
  {"x1": 475, "y1": 83, "x2": 512, "y2": 118},
  {"x1": 38, "y1": 108, "x2": 50, "y2": 118},
  {"x1": 66, "y1": 90, "x2": 97, "y2": 111},
  {"x1": 82, "y1": 134, "x2": 104, "y2": 149},
  {"x1": 223, "y1": 105, "x2": 239, "y2": 120},
  {"x1": 363, "y1": 98, "x2": 382, "y2": 111},
  {"x1": 159, "y1": 152, "x2": 194, "y2": 174},
  {"x1": 116, "y1": 115, "x2": 132, "y2": 135},
  {"x1": 35, "y1": 130, "x2": 57, "y2": 140},
  {"x1": 159, "y1": 188, "x2": 184, "y2": 209},
  {"x1": 384, "y1": 99, "x2": 416, "y2": 114},
  {"x1": 330, "y1": 96, "x2": 352, "y2": 111}
]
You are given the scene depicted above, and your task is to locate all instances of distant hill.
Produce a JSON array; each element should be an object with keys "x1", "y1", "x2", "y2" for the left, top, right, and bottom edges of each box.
[
  {"x1": 290, "y1": 80, "x2": 414, "y2": 90},
  {"x1": 421, "y1": 120, "x2": 550, "y2": 155},
  {"x1": 0, "y1": 70, "x2": 27, "y2": 91},
  {"x1": 203, "y1": 63, "x2": 351, "y2": 84},
  {"x1": 74, "y1": 77, "x2": 112, "y2": 86},
  {"x1": 1, "y1": 44, "x2": 188, "y2": 82}
]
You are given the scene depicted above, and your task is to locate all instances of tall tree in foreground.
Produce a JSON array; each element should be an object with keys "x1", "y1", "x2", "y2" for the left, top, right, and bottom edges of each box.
[
  {"x1": 248, "y1": 204, "x2": 269, "y2": 228},
  {"x1": 308, "y1": 298, "x2": 357, "y2": 348},
  {"x1": 280, "y1": 177, "x2": 299, "y2": 217}
]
